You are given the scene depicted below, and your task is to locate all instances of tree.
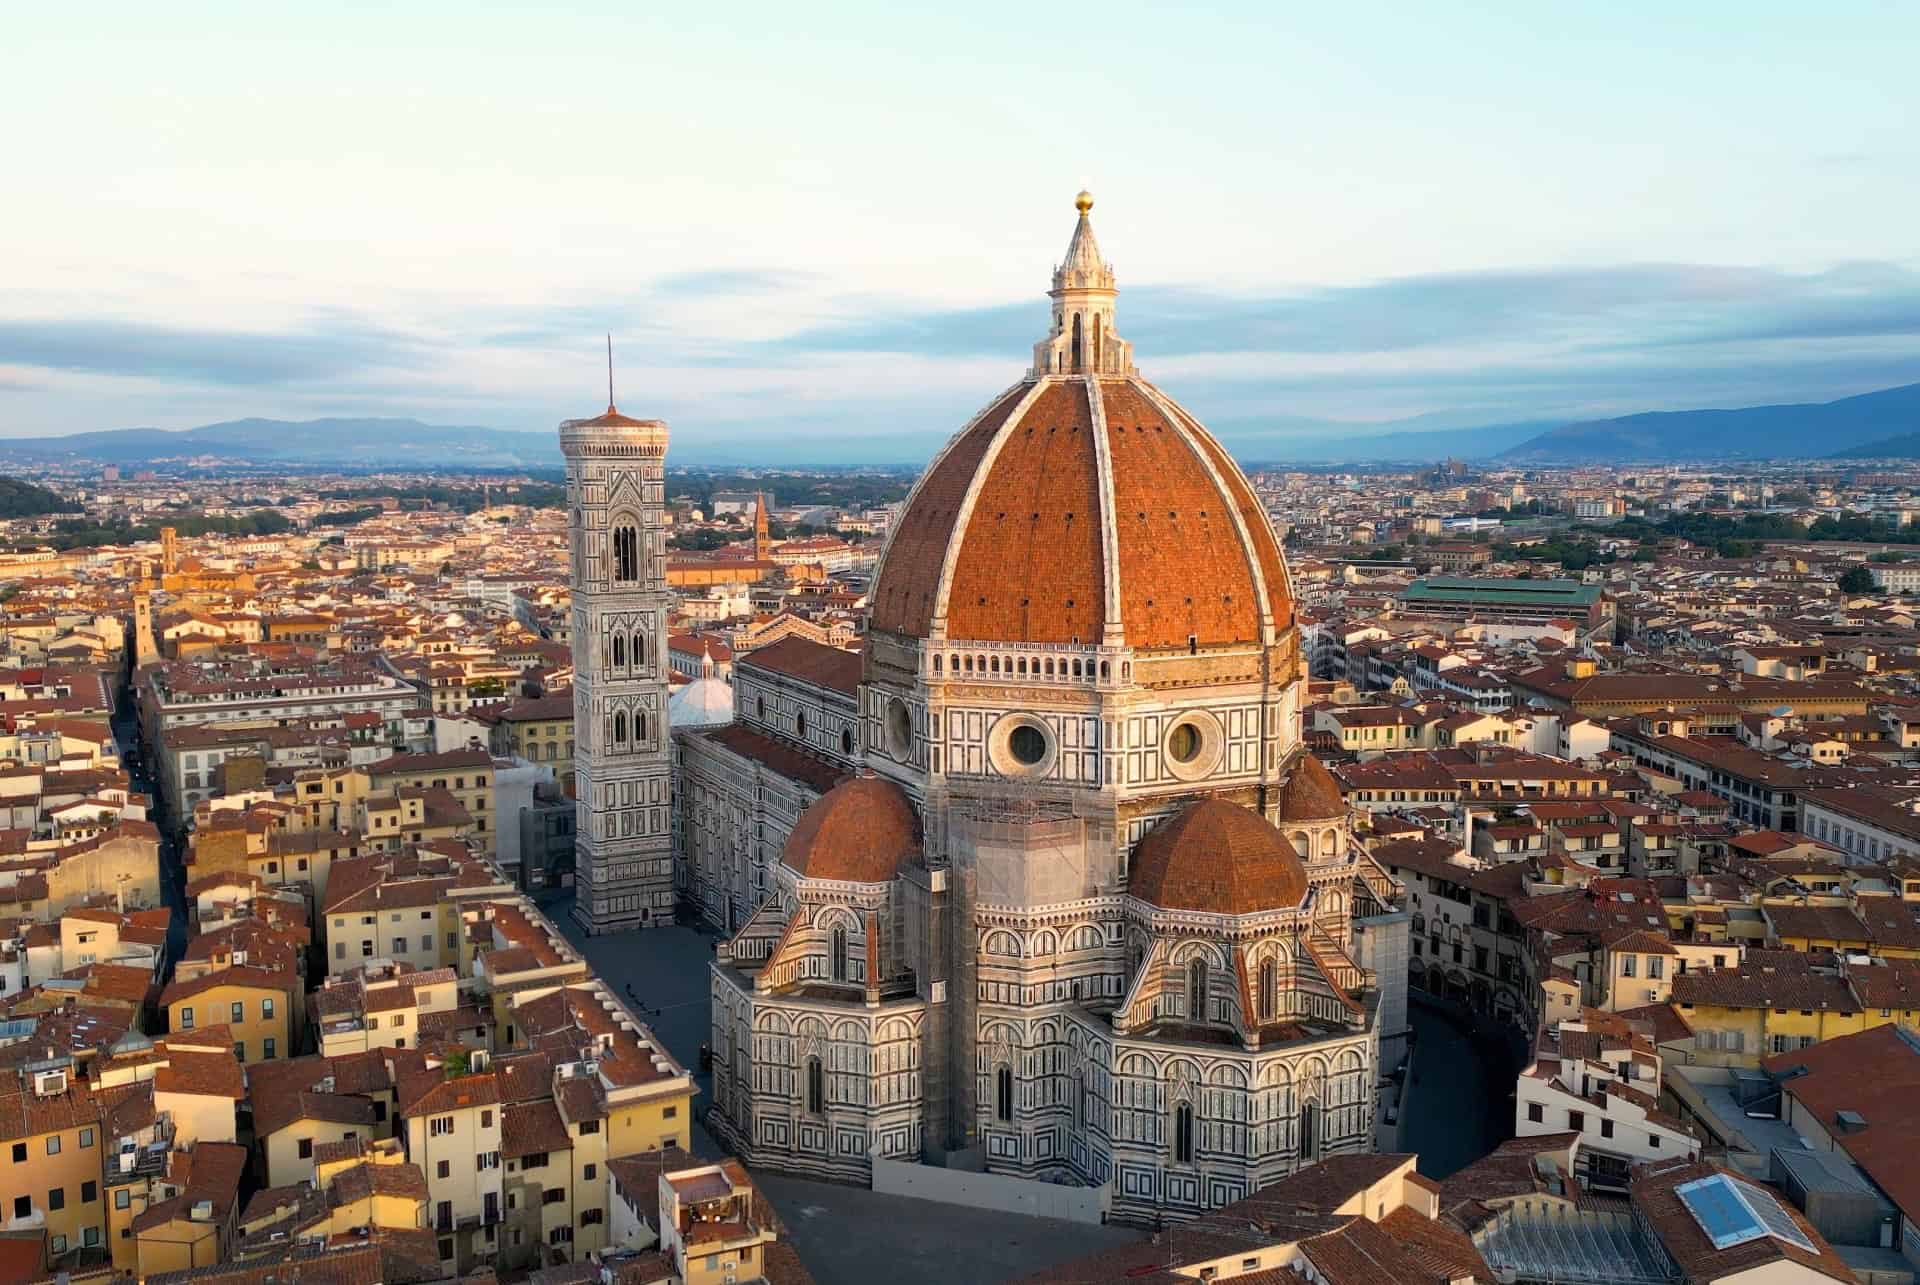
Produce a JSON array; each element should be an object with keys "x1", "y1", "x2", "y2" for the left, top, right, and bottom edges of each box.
[{"x1": 1838, "y1": 566, "x2": 1876, "y2": 594}]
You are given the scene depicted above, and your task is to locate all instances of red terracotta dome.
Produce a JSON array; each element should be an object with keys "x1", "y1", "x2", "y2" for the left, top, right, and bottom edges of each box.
[
  {"x1": 869, "y1": 196, "x2": 1292, "y2": 652},
  {"x1": 781, "y1": 775, "x2": 921, "y2": 884},
  {"x1": 1276, "y1": 752, "x2": 1345, "y2": 822},
  {"x1": 1128, "y1": 798, "x2": 1309, "y2": 915}
]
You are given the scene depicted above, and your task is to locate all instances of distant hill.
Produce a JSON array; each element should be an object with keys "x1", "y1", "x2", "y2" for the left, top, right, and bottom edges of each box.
[
  {"x1": 1829, "y1": 431, "x2": 1920, "y2": 459},
  {"x1": 0, "y1": 476, "x2": 77, "y2": 517},
  {"x1": 1500, "y1": 383, "x2": 1920, "y2": 463},
  {"x1": 0, "y1": 418, "x2": 559, "y2": 469}
]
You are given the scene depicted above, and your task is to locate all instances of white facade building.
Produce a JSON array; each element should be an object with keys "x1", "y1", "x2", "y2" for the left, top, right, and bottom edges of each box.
[{"x1": 690, "y1": 195, "x2": 1408, "y2": 1224}]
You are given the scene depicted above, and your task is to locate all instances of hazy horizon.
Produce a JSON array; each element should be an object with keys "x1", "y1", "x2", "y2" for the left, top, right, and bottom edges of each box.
[{"x1": 6, "y1": 2, "x2": 1920, "y2": 455}]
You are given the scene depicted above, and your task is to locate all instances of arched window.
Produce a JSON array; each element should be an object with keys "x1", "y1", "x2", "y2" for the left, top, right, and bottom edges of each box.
[
  {"x1": 612, "y1": 634, "x2": 625, "y2": 667},
  {"x1": 1071, "y1": 312, "x2": 1083, "y2": 371},
  {"x1": 1174, "y1": 1102, "x2": 1193, "y2": 1164},
  {"x1": 632, "y1": 630, "x2": 646, "y2": 666},
  {"x1": 1301, "y1": 1101, "x2": 1318, "y2": 1160},
  {"x1": 1187, "y1": 958, "x2": 1208, "y2": 1021},
  {"x1": 612, "y1": 711, "x2": 627, "y2": 745},
  {"x1": 831, "y1": 926, "x2": 848, "y2": 982},
  {"x1": 612, "y1": 525, "x2": 638, "y2": 582},
  {"x1": 933, "y1": 655, "x2": 942, "y2": 674},
  {"x1": 635, "y1": 711, "x2": 647, "y2": 742},
  {"x1": 1093, "y1": 314, "x2": 1104, "y2": 371},
  {"x1": 1259, "y1": 960, "x2": 1277, "y2": 1021},
  {"x1": 807, "y1": 1057, "x2": 824, "y2": 1114},
  {"x1": 996, "y1": 1066, "x2": 1014, "y2": 1122}
]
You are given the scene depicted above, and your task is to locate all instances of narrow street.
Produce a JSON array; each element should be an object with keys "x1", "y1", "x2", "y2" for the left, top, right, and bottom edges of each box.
[{"x1": 110, "y1": 685, "x2": 188, "y2": 971}]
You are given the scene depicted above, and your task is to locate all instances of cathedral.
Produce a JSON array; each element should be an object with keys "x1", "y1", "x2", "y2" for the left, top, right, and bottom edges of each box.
[{"x1": 563, "y1": 194, "x2": 1408, "y2": 1224}]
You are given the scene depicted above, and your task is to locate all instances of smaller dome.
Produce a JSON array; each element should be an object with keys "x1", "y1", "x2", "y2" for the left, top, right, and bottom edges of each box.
[
  {"x1": 668, "y1": 676, "x2": 733, "y2": 729},
  {"x1": 1129, "y1": 799, "x2": 1308, "y2": 915},
  {"x1": 782, "y1": 775, "x2": 921, "y2": 884},
  {"x1": 1277, "y1": 752, "x2": 1344, "y2": 823}
]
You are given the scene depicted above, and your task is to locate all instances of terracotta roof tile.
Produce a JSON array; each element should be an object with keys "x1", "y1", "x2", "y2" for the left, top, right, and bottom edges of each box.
[
  {"x1": 780, "y1": 776, "x2": 920, "y2": 884},
  {"x1": 1129, "y1": 798, "x2": 1308, "y2": 915}
]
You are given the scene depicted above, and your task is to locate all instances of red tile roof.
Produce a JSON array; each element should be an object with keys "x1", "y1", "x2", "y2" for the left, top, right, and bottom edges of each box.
[{"x1": 1130, "y1": 799, "x2": 1308, "y2": 915}]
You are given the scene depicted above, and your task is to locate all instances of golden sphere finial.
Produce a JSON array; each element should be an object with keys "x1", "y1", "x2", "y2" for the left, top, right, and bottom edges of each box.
[{"x1": 1074, "y1": 189, "x2": 1094, "y2": 214}]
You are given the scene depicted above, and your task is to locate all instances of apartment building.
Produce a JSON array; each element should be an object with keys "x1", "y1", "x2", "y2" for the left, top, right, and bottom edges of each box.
[
  {"x1": 366, "y1": 749, "x2": 498, "y2": 858},
  {"x1": 0, "y1": 1063, "x2": 108, "y2": 1263},
  {"x1": 159, "y1": 967, "x2": 297, "y2": 1066},
  {"x1": 398, "y1": 1060, "x2": 504, "y2": 1274},
  {"x1": 1515, "y1": 1012, "x2": 1702, "y2": 1191},
  {"x1": 322, "y1": 847, "x2": 511, "y2": 977},
  {"x1": 314, "y1": 963, "x2": 467, "y2": 1057}
]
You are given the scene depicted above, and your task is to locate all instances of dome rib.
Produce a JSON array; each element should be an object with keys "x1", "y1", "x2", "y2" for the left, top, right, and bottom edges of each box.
[
  {"x1": 869, "y1": 382, "x2": 1028, "y2": 637},
  {"x1": 1162, "y1": 394, "x2": 1296, "y2": 628},
  {"x1": 939, "y1": 380, "x2": 1103, "y2": 645},
  {"x1": 1134, "y1": 379, "x2": 1279, "y2": 645},
  {"x1": 866, "y1": 197, "x2": 1294, "y2": 651},
  {"x1": 1083, "y1": 375, "x2": 1127, "y2": 645},
  {"x1": 868, "y1": 373, "x2": 1294, "y2": 650}
]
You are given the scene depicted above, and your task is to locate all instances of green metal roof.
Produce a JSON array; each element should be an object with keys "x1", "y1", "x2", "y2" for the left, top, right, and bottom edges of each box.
[{"x1": 1401, "y1": 576, "x2": 1603, "y2": 606}]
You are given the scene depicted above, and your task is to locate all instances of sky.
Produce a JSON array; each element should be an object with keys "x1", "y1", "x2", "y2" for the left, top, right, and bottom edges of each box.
[{"x1": 4, "y1": 1, "x2": 1920, "y2": 463}]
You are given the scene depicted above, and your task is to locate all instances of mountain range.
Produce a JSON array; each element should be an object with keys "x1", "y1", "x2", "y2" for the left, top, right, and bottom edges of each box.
[
  {"x1": 0, "y1": 418, "x2": 557, "y2": 469},
  {"x1": 1497, "y1": 382, "x2": 1920, "y2": 463},
  {"x1": 9, "y1": 382, "x2": 1920, "y2": 470}
]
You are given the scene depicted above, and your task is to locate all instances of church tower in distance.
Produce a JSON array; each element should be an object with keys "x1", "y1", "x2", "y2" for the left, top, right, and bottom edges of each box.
[{"x1": 559, "y1": 386, "x2": 675, "y2": 934}]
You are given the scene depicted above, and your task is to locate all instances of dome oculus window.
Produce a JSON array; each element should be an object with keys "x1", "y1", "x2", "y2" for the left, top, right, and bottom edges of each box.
[
  {"x1": 886, "y1": 698, "x2": 913, "y2": 759},
  {"x1": 1009, "y1": 725, "x2": 1047, "y2": 765},
  {"x1": 1161, "y1": 710, "x2": 1224, "y2": 781}
]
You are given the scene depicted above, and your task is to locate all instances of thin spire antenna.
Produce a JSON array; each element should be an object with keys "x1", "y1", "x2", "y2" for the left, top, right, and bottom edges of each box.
[{"x1": 606, "y1": 333, "x2": 615, "y2": 411}]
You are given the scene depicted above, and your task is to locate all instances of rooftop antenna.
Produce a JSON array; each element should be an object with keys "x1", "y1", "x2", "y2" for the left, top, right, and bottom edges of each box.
[{"x1": 606, "y1": 333, "x2": 615, "y2": 412}]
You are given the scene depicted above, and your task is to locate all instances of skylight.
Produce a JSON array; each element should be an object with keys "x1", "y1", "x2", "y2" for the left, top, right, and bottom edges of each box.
[{"x1": 1675, "y1": 1174, "x2": 1816, "y2": 1254}]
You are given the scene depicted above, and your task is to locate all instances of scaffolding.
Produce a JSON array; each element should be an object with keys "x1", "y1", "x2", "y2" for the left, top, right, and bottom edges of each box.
[{"x1": 1476, "y1": 1204, "x2": 1677, "y2": 1285}]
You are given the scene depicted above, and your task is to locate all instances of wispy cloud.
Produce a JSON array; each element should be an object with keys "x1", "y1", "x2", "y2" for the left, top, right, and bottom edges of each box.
[
  {"x1": 760, "y1": 261, "x2": 1920, "y2": 361},
  {"x1": 7, "y1": 258, "x2": 1920, "y2": 459},
  {"x1": 0, "y1": 316, "x2": 422, "y2": 386}
]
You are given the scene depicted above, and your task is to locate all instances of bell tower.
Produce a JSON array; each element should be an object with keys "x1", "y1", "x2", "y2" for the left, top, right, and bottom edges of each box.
[{"x1": 558, "y1": 379, "x2": 675, "y2": 934}]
